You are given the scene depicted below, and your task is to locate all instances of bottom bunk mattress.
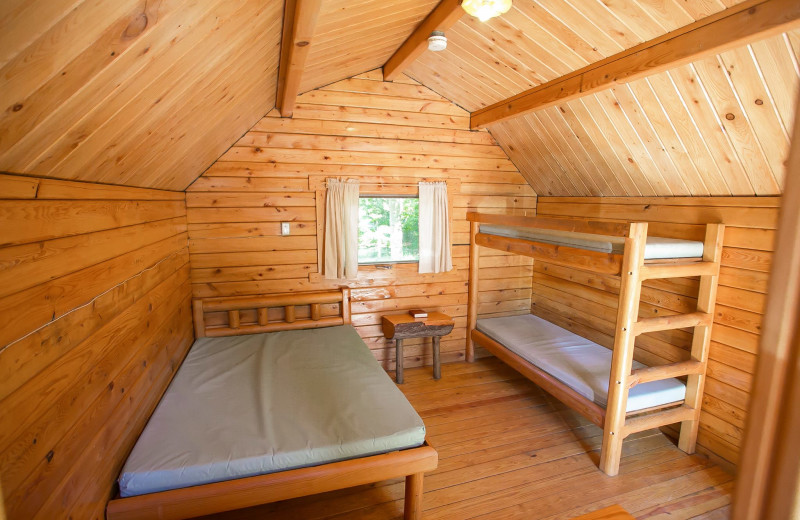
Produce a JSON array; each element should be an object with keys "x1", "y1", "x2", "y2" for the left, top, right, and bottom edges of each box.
[
  {"x1": 118, "y1": 325, "x2": 426, "y2": 497},
  {"x1": 476, "y1": 314, "x2": 686, "y2": 413}
]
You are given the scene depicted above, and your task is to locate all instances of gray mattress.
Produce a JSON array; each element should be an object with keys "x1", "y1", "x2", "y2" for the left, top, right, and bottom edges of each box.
[
  {"x1": 118, "y1": 325, "x2": 426, "y2": 497},
  {"x1": 477, "y1": 314, "x2": 686, "y2": 412},
  {"x1": 480, "y1": 224, "x2": 703, "y2": 259}
]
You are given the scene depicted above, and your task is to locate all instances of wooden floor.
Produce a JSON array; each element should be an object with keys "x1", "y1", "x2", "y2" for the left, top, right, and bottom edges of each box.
[{"x1": 200, "y1": 358, "x2": 734, "y2": 520}]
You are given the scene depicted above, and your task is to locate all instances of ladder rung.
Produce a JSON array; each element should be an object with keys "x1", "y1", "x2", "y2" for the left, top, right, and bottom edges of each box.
[
  {"x1": 623, "y1": 405, "x2": 696, "y2": 437},
  {"x1": 634, "y1": 312, "x2": 712, "y2": 335},
  {"x1": 640, "y1": 261, "x2": 718, "y2": 280},
  {"x1": 629, "y1": 360, "x2": 705, "y2": 387}
]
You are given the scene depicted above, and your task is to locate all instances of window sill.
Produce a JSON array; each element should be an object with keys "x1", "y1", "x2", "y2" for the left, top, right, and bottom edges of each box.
[{"x1": 308, "y1": 262, "x2": 422, "y2": 284}]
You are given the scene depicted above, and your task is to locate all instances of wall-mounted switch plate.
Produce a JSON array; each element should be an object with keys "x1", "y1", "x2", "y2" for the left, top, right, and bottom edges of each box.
[{"x1": 281, "y1": 222, "x2": 291, "y2": 236}]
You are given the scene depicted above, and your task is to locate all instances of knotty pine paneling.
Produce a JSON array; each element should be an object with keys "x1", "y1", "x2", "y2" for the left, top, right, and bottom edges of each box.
[
  {"x1": 533, "y1": 196, "x2": 780, "y2": 468},
  {"x1": 0, "y1": 0, "x2": 282, "y2": 191},
  {"x1": 406, "y1": 0, "x2": 752, "y2": 112},
  {"x1": 299, "y1": 0, "x2": 440, "y2": 93},
  {"x1": 0, "y1": 174, "x2": 193, "y2": 519},
  {"x1": 187, "y1": 72, "x2": 535, "y2": 370},
  {"x1": 488, "y1": 31, "x2": 800, "y2": 197}
]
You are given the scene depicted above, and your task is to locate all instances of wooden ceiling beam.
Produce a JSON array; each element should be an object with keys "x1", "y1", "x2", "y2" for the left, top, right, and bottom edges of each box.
[
  {"x1": 276, "y1": 0, "x2": 323, "y2": 117},
  {"x1": 470, "y1": 0, "x2": 800, "y2": 129},
  {"x1": 383, "y1": 0, "x2": 464, "y2": 82}
]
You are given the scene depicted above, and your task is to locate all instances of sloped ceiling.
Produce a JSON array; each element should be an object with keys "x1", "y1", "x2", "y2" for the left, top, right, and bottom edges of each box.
[
  {"x1": 402, "y1": 1, "x2": 800, "y2": 197},
  {"x1": 300, "y1": 0, "x2": 440, "y2": 93},
  {"x1": 490, "y1": 32, "x2": 800, "y2": 196},
  {"x1": 0, "y1": 0, "x2": 442, "y2": 191},
  {"x1": 406, "y1": 0, "x2": 750, "y2": 111},
  {"x1": 1, "y1": 0, "x2": 797, "y2": 195},
  {"x1": 0, "y1": 0, "x2": 283, "y2": 191}
]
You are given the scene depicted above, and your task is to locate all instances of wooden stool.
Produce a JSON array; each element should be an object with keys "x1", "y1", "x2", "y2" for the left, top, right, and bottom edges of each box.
[{"x1": 381, "y1": 312, "x2": 454, "y2": 384}]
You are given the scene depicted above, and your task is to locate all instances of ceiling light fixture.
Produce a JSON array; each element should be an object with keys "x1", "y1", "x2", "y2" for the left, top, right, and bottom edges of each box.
[
  {"x1": 461, "y1": 0, "x2": 512, "y2": 22},
  {"x1": 428, "y1": 31, "x2": 447, "y2": 51}
]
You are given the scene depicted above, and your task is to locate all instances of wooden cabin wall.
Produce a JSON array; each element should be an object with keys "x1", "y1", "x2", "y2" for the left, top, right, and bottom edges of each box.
[
  {"x1": 532, "y1": 196, "x2": 779, "y2": 469},
  {"x1": 0, "y1": 174, "x2": 193, "y2": 519},
  {"x1": 187, "y1": 70, "x2": 536, "y2": 370}
]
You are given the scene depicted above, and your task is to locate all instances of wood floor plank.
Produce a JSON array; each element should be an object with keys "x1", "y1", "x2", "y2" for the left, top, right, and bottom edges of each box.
[{"x1": 199, "y1": 359, "x2": 732, "y2": 520}]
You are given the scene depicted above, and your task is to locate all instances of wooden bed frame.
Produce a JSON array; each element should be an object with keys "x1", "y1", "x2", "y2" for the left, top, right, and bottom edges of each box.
[
  {"x1": 465, "y1": 212, "x2": 724, "y2": 476},
  {"x1": 107, "y1": 289, "x2": 438, "y2": 520}
]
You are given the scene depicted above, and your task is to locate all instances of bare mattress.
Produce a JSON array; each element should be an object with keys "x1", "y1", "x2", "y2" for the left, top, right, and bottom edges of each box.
[
  {"x1": 480, "y1": 224, "x2": 703, "y2": 259},
  {"x1": 118, "y1": 325, "x2": 426, "y2": 497},
  {"x1": 477, "y1": 314, "x2": 686, "y2": 412}
]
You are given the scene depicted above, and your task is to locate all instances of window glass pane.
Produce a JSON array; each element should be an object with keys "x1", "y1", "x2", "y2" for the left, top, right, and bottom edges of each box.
[{"x1": 358, "y1": 197, "x2": 419, "y2": 263}]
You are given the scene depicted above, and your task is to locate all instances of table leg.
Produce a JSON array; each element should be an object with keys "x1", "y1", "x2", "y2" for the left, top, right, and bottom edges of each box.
[
  {"x1": 396, "y1": 338, "x2": 404, "y2": 384},
  {"x1": 433, "y1": 336, "x2": 441, "y2": 380}
]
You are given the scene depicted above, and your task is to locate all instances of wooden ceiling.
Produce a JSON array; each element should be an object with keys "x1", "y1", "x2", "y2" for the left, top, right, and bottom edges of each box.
[
  {"x1": 400, "y1": 0, "x2": 799, "y2": 197},
  {"x1": 405, "y1": 0, "x2": 749, "y2": 112},
  {"x1": 0, "y1": 0, "x2": 797, "y2": 194},
  {"x1": 490, "y1": 32, "x2": 800, "y2": 196},
  {"x1": 300, "y1": 0, "x2": 440, "y2": 93},
  {"x1": 0, "y1": 0, "x2": 283, "y2": 191}
]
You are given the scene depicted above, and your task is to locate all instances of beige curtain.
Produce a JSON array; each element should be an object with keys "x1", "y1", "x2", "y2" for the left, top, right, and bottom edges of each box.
[
  {"x1": 418, "y1": 181, "x2": 452, "y2": 273},
  {"x1": 324, "y1": 178, "x2": 360, "y2": 279}
]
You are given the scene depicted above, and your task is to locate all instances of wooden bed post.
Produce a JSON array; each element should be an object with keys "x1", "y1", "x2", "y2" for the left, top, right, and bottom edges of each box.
[
  {"x1": 192, "y1": 300, "x2": 206, "y2": 339},
  {"x1": 404, "y1": 472, "x2": 424, "y2": 520},
  {"x1": 341, "y1": 287, "x2": 351, "y2": 325},
  {"x1": 466, "y1": 220, "x2": 480, "y2": 362},
  {"x1": 679, "y1": 223, "x2": 724, "y2": 452},
  {"x1": 600, "y1": 223, "x2": 648, "y2": 476}
]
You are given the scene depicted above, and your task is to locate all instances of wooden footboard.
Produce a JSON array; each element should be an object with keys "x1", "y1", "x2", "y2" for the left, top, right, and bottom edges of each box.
[{"x1": 106, "y1": 442, "x2": 437, "y2": 520}]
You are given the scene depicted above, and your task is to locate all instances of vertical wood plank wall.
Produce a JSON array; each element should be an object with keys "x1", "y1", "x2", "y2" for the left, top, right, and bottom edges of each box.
[
  {"x1": 187, "y1": 70, "x2": 536, "y2": 369},
  {"x1": 534, "y1": 196, "x2": 779, "y2": 468},
  {"x1": 0, "y1": 174, "x2": 194, "y2": 519}
]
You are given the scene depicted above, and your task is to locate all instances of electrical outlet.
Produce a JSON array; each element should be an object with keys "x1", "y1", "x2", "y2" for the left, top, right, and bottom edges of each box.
[{"x1": 281, "y1": 222, "x2": 291, "y2": 236}]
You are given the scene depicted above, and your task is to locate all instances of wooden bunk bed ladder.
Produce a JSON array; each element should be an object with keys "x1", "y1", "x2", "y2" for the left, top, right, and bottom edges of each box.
[{"x1": 600, "y1": 223, "x2": 724, "y2": 476}]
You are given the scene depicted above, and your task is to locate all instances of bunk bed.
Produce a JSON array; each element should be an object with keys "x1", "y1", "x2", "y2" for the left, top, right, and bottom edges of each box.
[
  {"x1": 106, "y1": 289, "x2": 437, "y2": 520},
  {"x1": 465, "y1": 212, "x2": 724, "y2": 476}
]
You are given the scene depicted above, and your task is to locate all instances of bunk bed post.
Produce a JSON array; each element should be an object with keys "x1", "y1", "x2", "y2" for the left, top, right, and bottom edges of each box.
[
  {"x1": 679, "y1": 223, "x2": 725, "y2": 453},
  {"x1": 600, "y1": 222, "x2": 648, "y2": 476},
  {"x1": 466, "y1": 220, "x2": 480, "y2": 363}
]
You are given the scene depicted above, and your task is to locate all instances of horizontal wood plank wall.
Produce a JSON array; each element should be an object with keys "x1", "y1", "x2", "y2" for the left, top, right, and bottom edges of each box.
[
  {"x1": 0, "y1": 174, "x2": 194, "y2": 519},
  {"x1": 534, "y1": 196, "x2": 780, "y2": 468},
  {"x1": 187, "y1": 71, "x2": 535, "y2": 370}
]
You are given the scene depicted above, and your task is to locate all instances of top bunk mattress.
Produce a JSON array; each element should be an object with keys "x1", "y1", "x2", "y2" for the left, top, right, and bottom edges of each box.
[
  {"x1": 480, "y1": 224, "x2": 703, "y2": 259},
  {"x1": 476, "y1": 314, "x2": 686, "y2": 413},
  {"x1": 118, "y1": 325, "x2": 426, "y2": 497}
]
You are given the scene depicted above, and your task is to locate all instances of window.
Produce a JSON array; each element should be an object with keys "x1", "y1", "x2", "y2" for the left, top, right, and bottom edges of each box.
[{"x1": 358, "y1": 197, "x2": 419, "y2": 264}]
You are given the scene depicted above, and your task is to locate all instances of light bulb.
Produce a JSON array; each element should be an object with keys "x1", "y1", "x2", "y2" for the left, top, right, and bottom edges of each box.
[{"x1": 462, "y1": 0, "x2": 512, "y2": 22}]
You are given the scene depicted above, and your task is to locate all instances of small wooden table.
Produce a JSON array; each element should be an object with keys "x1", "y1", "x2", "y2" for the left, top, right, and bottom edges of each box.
[{"x1": 382, "y1": 312, "x2": 454, "y2": 384}]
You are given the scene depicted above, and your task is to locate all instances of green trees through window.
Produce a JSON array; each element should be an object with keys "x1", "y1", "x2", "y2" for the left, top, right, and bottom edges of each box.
[{"x1": 358, "y1": 197, "x2": 419, "y2": 263}]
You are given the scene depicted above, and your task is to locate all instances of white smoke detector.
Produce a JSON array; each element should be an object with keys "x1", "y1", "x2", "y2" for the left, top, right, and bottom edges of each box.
[{"x1": 428, "y1": 31, "x2": 447, "y2": 52}]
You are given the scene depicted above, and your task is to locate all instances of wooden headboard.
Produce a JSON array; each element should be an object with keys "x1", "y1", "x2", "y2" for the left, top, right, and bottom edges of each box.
[{"x1": 192, "y1": 289, "x2": 351, "y2": 338}]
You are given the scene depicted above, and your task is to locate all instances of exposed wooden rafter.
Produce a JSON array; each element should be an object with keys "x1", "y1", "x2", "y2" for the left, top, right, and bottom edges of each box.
[
  {"x1": 276, "y1": 0, "x2": 323, "y2": 117},
  {"x1": 383, "y1": 0, "x2": 464, "y2": 82},
  {"x1": 470, "y1": 0, "x2": 800, "y2": 129}
]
